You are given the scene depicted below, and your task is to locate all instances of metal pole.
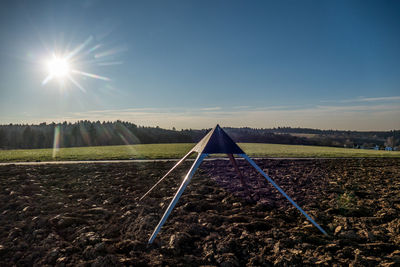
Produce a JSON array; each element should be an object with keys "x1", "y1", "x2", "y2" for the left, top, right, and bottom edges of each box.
[
  {"x1": 148, "y1": 153, "x2": 208, "y2": 244},
  {"x1": 227, "y1": 154, "x2": 246, "y2": 187},
  {"x1": 240, "y1": 154, "x2": 328, "y2": 235},
  {"x1": 140, "y1": 150, "x2": 194, "y2": 201},
  {"x1": 227, "y1": 153, "x2": 251, "y2": 197}
]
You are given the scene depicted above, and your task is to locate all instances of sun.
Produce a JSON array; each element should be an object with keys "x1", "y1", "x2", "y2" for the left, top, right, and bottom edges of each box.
[
  {"x1": 41, "y1": 36, "x2": 115, "y2": 90},
  {"x1": 47, "y1": 56, "x2": 70, "y2": 78}
]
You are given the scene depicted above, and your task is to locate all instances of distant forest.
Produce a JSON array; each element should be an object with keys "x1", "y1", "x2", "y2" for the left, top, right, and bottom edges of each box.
[{"x1": 0, "y1": 121, "x2": 398, "y2": 149}]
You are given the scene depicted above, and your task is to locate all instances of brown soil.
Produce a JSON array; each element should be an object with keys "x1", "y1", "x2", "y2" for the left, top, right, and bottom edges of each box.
[{"x1": 0, "y1": 158, "x2": 399, "y2": 266}]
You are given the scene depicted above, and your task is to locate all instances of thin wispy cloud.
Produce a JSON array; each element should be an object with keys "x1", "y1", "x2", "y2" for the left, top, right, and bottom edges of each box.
[
  {"x1": 253, "y1": 105, "x2": 309, "y2": 111},
  {"x1": 315, "y1": 104, "x2": 400, "y2": 112},
  {"x1": 233, "y1": 105, "x2": 251, "y2": 109},
  {"x1": 200, "y1": 107, "x2": 222, "y2": 111},
  {"x1": 322, "y1": 96, "x2": 400, "y2": 103},
  {"x1": 8, "y1": 103, "x2": 398, "y2": 131},
  {"x1": 85, "y1": 107, "x2": 159, "y2": 114},
  {"x1": 356, "y1": 96, "x2": 400, "y2": 102}
]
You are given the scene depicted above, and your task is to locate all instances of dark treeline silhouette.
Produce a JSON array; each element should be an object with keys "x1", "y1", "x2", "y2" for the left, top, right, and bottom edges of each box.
[
  {"x1": 0, "y1": 121, "x2": 205, "y2": 149},
  {"x1": 0, "y1": 121, "x2": 398, "y2": 149},
  {"x1": 224, "y1": 127, "x2": 398, "y2": 148}
]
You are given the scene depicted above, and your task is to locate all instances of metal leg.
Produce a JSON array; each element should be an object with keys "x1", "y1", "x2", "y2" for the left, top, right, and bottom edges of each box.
[
  {"x1": 227, "y1": 154, "x2": 251, "y2": 198},
  {"x1": 240, "y1": 154, "x2": 328, "y2": 235},
  {"x1": 148, "y1": 153, "x2": 208, "y2": 244},
  {"x1": 140, "y1": 150, "x2": 194, "y2": 201},
  {"x1": 227, "y1": 154, "x2": 246, "y2": 187}
]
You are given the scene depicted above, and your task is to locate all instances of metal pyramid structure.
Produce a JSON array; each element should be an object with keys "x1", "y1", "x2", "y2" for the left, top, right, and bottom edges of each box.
[
  {"x1": 191, "y1": 124, "x2": 244, "y2": 154},
  {"x1": 141, "y1": 125, "x2": 327, "y2": 244}
]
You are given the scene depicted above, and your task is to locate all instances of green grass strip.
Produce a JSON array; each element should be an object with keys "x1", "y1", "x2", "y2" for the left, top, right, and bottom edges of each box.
[{"x1": 0, "y1": 143, "x2": 399, "y2": 162}]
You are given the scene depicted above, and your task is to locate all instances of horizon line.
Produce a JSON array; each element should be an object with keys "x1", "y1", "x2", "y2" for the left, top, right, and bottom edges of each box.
[{"x1": 0, "y1": 120, "x2": 398, "y2": 133}]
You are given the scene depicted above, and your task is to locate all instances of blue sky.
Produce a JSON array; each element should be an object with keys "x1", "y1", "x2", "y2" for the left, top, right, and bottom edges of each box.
[{"x1": 0, "y1": 0, "x2": 399, "y2": 130}]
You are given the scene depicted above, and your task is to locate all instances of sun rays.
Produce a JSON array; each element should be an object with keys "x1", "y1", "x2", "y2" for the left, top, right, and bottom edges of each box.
[
  {"x1": 51, "y1": 122, "x2": 140, "y2": 159},
  {"x1": 41, "y1": 36, "x2": 121, "y2": 92}
]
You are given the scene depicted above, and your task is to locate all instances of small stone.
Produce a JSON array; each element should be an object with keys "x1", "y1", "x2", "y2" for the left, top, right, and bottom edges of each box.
[
  {"x1": 88, "y1": 207, "x2": 110, "y2": 215},
  {"x1": 273, "y1": 242, "x2": 280, "y2": 254},
  {"x1": 380, "y1": 262, "x2": 396, "y2": 267},
  {"x1": 169, "y1": 232, "x2": 191, "y2": 252},
  {"x1": 366, "y1": 256, "x2": 381, "y2": 262},
  {"x1": 232, "y1": 202, "x2": 242, "y2": 208},
  {"x1": 0, "y1": 244, "x2": 6, "y2": 256},
  {"x1": 334, "y1": 225, "x2": 342, "y2": 235},
  {"x1": 56, "y1": 257, "x2": 67, "y2": 263}
]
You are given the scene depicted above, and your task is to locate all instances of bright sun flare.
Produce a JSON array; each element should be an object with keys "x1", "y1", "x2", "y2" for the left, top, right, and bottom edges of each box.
[
  {"x1": 47, "y1": 56, "x2": 70, "y2": 78},
  {"x1": 42, "y1": 37, "x2": 114, "y2": 90}
]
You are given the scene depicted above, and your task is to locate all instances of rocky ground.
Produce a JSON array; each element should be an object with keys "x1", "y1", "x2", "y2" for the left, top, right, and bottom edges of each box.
[{"x1": 0, "y1": 158, "x2": 399, "y2": 266}]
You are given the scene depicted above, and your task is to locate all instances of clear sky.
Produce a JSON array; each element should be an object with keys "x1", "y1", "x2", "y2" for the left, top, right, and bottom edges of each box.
[{"x1": 0, "y1": 0, "x2": 399, "y2": 130}]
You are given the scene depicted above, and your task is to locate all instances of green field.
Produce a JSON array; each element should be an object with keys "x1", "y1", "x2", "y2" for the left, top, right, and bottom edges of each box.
[{"x1": 0, "y1": 143, "x2": 399, "y2": 162}]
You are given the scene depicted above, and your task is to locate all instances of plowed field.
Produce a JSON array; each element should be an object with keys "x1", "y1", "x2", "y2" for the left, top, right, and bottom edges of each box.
[{"x1": 1, "y1": 159, "x2": 399, "y2": 266}]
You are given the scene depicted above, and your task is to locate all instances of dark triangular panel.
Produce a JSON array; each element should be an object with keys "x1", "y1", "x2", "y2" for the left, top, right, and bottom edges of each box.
[{"x1": 192, "y1": 125, "x2": 244, "y2": 154}]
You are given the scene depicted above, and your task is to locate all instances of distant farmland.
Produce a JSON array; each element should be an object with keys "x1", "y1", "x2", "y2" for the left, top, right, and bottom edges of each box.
[{"x1": 0, "y1": 143, "x2": 399, "y2": 162}]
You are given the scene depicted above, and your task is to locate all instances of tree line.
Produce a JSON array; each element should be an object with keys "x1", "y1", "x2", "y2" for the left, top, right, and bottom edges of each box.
[
  {"x1": 0, "y1": 121, "x2": 203, "y2": 149},
  {"x1": 0, "y1": 121, "x2": 398, "y2": 149}
]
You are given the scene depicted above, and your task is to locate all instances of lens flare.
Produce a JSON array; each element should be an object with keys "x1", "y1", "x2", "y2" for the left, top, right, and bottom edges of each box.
[
  {"x1": 41, "y1": 36, "x2": 117, "y2": 91},
  {"x1": 52, "y1": 125, "x2": 61, "y2": 158}
]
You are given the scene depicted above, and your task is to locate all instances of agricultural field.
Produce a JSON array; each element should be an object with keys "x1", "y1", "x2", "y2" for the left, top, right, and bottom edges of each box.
[
  {"x1": 0, "y1": 158, "x2": 399, "y2": 265},
  {"x1": 0, "y1": 143, "x2": 399, "y2": 162}
]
